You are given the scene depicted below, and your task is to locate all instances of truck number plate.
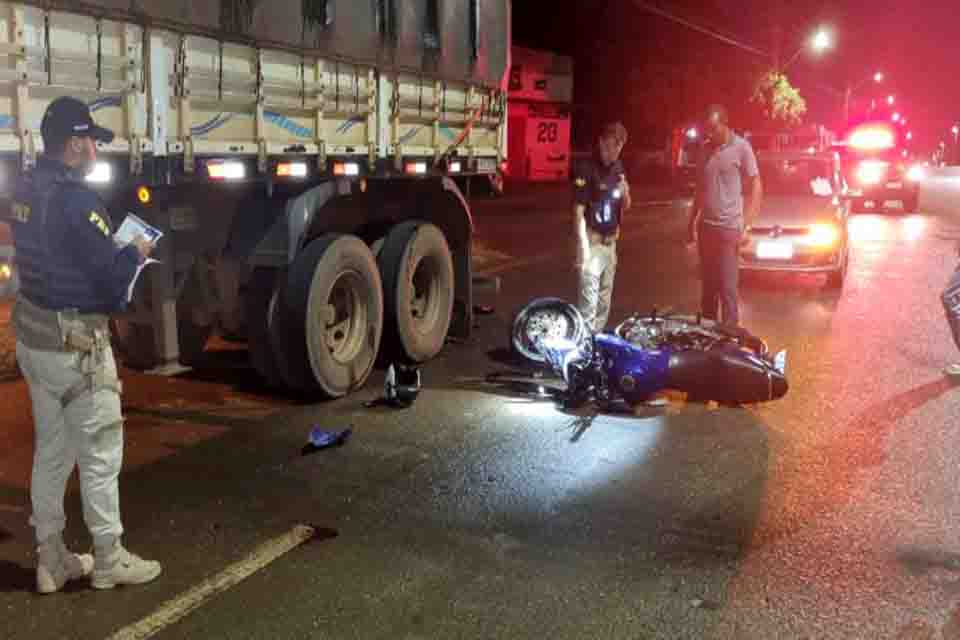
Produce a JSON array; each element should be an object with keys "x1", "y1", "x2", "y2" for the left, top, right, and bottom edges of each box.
[{"x1": 756, "y1": 240, "x2": 793, "y2": 260}]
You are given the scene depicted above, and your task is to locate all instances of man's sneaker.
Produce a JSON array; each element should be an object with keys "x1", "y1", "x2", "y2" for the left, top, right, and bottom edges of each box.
[
  {"x1": 92, "y1": 545, "x2": 162, "y2": 590},
  {"x1": 945, "y1": 363, "x2": 960, "y2": 378},
  {"x1": 36, "y1": 539, "x2": 94, "y2": 594}
]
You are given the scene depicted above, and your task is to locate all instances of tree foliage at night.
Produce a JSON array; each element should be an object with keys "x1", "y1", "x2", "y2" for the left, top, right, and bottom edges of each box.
[{"x1": 751, "y1": 71, "x2": 807, "y2": 127}]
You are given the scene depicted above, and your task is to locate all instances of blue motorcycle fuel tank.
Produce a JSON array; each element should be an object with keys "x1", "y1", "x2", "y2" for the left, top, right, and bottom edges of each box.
[{"x1": 594, "y1": 334, "x2": 672, "y2": 402}]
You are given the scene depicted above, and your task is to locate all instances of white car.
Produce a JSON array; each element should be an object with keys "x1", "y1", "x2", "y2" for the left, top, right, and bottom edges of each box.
[{"x1": 739, "y1": 151, "x2": 850, "y2": 289}]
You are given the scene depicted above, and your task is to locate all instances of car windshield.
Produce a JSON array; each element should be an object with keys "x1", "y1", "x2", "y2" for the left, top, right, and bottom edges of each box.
[{"x1": 760, "y1": 158, "x2": 834, "y2": 197}]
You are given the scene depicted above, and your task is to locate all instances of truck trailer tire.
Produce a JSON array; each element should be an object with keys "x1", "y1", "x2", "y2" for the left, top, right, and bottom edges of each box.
[
  {"x1": 246, "y1": 267, "x2": 285, "y2": 388},
  {"x1": 275, "y1": 234, "x2": 384, "y2": 397},
  {"x1": 377, "y1": 221, "x2": 454, "y2": 363}
]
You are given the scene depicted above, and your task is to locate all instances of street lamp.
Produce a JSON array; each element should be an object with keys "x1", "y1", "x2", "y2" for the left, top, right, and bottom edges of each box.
[
  {"x1": 874, "y1": 71, "x2": 885, "y2": 83},
  {"x1": 892, "y1": 112, "x2": 901, "y2": 122},
  {"x1": 783, "y1": 28, "x2": 832, "y2": 70},
  {"x1": 812, "y1": 29, "x2": 831, "y2": 53},
  {"x1": 887, "y1": 95, "x2": 895, "y2": 106}
]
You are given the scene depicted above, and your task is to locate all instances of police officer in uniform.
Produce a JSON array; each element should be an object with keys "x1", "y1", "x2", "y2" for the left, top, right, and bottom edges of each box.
[
  {"x1": 573, "y1": 121, "x2": 631, "y2": 332},
  {"x1": 9, "y1": 96, "x2": 162, "y2": 592}
]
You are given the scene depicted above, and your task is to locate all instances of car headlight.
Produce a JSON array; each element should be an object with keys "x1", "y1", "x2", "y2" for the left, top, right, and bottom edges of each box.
[{"x1": 804, "y1": 223, "x2": 841, "y2": 247}]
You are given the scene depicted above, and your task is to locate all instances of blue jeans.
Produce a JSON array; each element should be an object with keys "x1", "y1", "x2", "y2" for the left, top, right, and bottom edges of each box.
[{"x1": 698, "y1": 222, "x2": 741, "y2": 326}]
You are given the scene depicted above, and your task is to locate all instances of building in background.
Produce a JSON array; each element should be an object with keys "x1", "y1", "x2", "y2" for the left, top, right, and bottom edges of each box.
[{"x1": 505, "y1": 46, "x2": 574, "y2": 182}]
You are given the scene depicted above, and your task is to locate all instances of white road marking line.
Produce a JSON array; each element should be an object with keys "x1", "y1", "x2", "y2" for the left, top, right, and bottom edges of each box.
[{"x1": 107, "y1": 524, "x2": 317, "y2": 640}]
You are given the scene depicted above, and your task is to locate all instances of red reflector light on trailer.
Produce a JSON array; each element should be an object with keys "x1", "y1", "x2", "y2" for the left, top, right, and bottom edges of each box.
[
  {"x1": 333, "y1": 162, "x2": 360, "y2": 176},
  {"x1": 405, "y1": 162, "x2": 428, "y2": 175},
  {"x1": 207, "y1": 161, "x2": 246, "y2": 180},
  {"x1": 276, "y1": 162, "x2": 308, "y2": 178}
]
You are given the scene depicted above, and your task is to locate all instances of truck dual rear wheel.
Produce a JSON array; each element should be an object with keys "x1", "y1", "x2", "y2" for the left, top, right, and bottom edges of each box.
[
  {"x1": 377, "y1": 221, "x2": 454, "y2": 363},
  {"x1": 273, "y1": 234, "x2": 384, "y2": 397}
]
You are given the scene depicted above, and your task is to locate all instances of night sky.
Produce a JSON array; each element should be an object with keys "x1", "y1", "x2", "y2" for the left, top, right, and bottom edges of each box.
[{"x1": 511, "y1": 0, "x2": 959, "y2": 152}]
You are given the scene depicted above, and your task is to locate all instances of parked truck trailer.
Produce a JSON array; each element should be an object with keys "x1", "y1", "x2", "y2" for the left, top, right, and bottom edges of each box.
[{"x1": 0, "y1": 0, "x2": 510, "y2": 397}]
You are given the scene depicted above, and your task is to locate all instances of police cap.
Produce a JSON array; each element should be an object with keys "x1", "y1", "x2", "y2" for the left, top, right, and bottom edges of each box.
[{"x1": 41, "y1": 96, "x2": 115, "y2": 149}]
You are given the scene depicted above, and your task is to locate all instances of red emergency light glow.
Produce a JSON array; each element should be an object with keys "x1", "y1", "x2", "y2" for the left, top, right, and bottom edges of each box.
[{"x1": 848, "y1": 125, "x2": 895, "y2": 151}]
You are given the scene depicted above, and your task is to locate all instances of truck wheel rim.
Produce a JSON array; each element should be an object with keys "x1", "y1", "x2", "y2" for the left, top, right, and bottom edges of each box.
[
  {"x1": 321, "y1": 271, "x2": 367, "y2": 364},
  {"x1": 410, "y1": 256, "x2": 441, "y2": 335}
]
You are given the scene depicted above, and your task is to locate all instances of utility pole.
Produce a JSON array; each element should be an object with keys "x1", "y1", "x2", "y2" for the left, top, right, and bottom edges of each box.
[
  {"x1": 771, "y1": 0, "x2": 784, "y2": 72},
  {"x1": 843, "y1": 85, "x2": 851, "y2": 127}
]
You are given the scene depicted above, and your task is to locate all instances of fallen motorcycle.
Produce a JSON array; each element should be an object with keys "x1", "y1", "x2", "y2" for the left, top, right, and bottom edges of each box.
[{"x1": 509, "y1": 298, "x2": 788, "y2": 408}]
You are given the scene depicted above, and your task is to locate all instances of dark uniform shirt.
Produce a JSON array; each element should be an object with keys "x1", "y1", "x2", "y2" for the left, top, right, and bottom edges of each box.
[
  {"x1": 573, "y1": 156, "x2": 626, "y2": 237},
  {"x1": 9, "y1": 156, "x2": 141, "y2": 314}
]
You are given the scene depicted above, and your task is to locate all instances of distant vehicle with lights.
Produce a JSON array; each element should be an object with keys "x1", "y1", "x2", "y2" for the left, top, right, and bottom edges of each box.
[
  {"x1": 834, "y1": 122, "x2": 922, "y2": 213},
  {"x1": 739, "y1": 151, "x2": 850, "y2": 289}
]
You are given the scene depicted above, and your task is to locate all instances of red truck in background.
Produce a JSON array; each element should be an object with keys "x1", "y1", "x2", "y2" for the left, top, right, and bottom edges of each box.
[{"x1": 505, "y1": 46, "x2": 573, "y2": 183}]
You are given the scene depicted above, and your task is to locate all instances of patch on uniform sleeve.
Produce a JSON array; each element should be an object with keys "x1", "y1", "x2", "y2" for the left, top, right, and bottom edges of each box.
[
  {"x1": 88, "y1": 211, "x2": 110, "y2": 237},
  {"x1": 10, "y1": 201, "x2": 31, "y2": 223}
]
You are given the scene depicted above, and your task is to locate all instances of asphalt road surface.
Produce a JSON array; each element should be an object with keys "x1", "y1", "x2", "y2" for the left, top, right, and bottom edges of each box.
[{"x1": 4, "y1": 181, "x2": 960, "y2": 639}]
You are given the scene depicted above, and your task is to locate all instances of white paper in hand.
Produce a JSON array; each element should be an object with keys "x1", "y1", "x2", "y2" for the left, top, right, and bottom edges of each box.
[{"x1": 114, "y1": 212, "x2": 163, "y2": 247}]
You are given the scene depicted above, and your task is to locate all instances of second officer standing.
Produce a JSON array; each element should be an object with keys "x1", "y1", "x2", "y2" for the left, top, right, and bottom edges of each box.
[{"x1": 572, "y1": 121, "x2": 632, "y2": 333}]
